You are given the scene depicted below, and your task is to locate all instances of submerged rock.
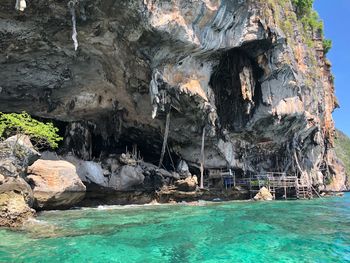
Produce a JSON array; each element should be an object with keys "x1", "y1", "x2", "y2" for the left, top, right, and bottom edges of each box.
[
  {"x1": 253, "y1": 187, "x2": 273, "y2": 201},
  {"x1": 27, "y1": 160, "x2": 86, "y2": 209}
]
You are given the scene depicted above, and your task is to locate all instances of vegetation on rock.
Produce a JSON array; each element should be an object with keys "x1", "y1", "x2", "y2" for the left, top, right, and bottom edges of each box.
[
  {"x1": 334, "y1": 129, "x2": 350, "y2": 179},
  {"x1": 322, "y1": 39, "x2": 332, "y2": 54},
  {"x1": 0, "y1": 112, "x2": 62, "y2": 149},
  {"x1": 292, "y1": 0, "x2": 332, "y2": 53},
  {"x1": 292, "y1": 0, "x2": 312, "y2": 15}
]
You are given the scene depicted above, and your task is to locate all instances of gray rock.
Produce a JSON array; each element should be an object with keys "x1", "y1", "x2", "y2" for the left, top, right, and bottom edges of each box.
[
  {"x1": 5, "y1": 135, "x2": 41, "y2": 166},
  {"x1": 116, "y1": 165, "x2": 144, "y2": 191},
  {"x1": 0, "y1": 136, "x2": 38, "y2": 227},
  {"x1": 66, "y1": 156, "x2": 109, "y2": 188}
]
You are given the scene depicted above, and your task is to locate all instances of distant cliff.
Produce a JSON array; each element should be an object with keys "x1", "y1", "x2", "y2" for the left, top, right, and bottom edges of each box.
[
  {"x1": 334, "y1": 129, "x2": 350, "y2": 187},
  {"x1": 0, "y1": 0, "x2": 346, "y2": 191}
]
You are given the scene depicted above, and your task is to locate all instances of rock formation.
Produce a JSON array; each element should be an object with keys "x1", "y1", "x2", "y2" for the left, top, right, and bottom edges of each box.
[
  {"x1": 0, "y1": 136, "x2": 38, "y2": 227},
  {"x1": 0, "y1": 0, "x2": 346, "y2": 199},
  {"x1": 175, "y1": 176, "x2": 198, "y2": 192},
  {"x1": 0, "y1": 176, "x2": 35, "y2": 228},
  {"x1": 253, "y1": 187, "x2": 273, "y2": 201},
  {"x1": 27, "y1": 159, "x2": 86, "y2": 209}
]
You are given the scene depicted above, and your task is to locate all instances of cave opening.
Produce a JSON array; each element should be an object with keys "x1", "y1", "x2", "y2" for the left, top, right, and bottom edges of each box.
[
  {"x1": 209, "y1": 48, "x2": 264, "y2": 132},
  {"x1": 72, "y1": 125, "x2": 179, "y2": 170},
  {"x1": 48, "y1": 117, "x2": 180, "y2": 171}
]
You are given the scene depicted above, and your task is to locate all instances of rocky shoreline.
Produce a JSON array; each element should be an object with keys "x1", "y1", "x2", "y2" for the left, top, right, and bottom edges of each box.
[
  {"x1": 0, "y1": 134, "x2": 248, "y2": 227},
  {"x1": 0, "y1": 134, "x2": 347, "y2": 228},
  {"x1": 1, "y1": 0, "x2": 349, "y2": 228}
]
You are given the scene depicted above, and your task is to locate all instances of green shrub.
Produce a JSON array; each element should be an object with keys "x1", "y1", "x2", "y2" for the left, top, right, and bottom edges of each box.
[
  {"x1": 293, "y1": 0, "x2": 313, "y2": 17},
  {"x1": 323, "y1": 39, "x2": 332, "y2": 54},
  {"x1": 300, "y1": 10, "x2": 323, "y2": 33},
  {"x1": 292, "y1": 0, "x2": 332, "y2": 55},
  {"x1": 0, "y1": 112, "x2": 63, "y2": 149}
]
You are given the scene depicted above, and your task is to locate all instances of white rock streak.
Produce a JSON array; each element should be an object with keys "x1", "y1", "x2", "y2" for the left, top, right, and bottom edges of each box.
[
  {"x1": 15, "y1": 0, "x2": 26, "y2": 12},
  {"x1": 68, "y1": 1, "x2": 79, "y2": 51}
]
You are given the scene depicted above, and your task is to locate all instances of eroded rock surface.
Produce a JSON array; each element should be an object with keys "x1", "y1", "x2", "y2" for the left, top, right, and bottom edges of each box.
[
  {"x1": 0, "y1": 135, "x2": 40, "y2": 178},
  {"x1": 0, "y1": 136, "x2": 37, "y2": 227},
  {"x1": 27, "y1": 160, "x2": 86, "y2": 209},
  {"x1": 0, "y1": 0, "x2": 345, "y2": 191},
  {"x1": 175, "y1": 176, "x2": 198, "y2": 192},
  {"x1": 0, "y1": 176, "x2": 34, "y2": 227}
]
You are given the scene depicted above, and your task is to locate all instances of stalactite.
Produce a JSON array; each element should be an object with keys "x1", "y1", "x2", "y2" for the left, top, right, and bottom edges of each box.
[
  {"x1": 149, "y1": 70, "x2": 163, "y2": 119},
  {"x1": 159, "y1": 111, "x2": 171, "y2": 168},
  {"x1": 15, "y1": 0, "x2": 26, "y2": 11},
  {"x1": 68, "y1": 0, "x2": 79, "y2": 51}
]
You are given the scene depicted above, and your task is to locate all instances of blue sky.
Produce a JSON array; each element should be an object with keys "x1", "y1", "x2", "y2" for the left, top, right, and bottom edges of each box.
[{"x1": 314, "y1": 0, "x2": 350, "y2": 136}]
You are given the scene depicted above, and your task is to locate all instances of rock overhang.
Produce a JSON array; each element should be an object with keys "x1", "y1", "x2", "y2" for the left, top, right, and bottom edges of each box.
[{"x1": 0, "y1": 0, "x2": 345, "y2": 190}]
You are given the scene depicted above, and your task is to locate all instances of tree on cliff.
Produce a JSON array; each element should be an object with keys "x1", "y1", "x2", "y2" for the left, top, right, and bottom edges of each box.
[{"x1": 0, "y1": 112, "x2": 63, "y2": 149}]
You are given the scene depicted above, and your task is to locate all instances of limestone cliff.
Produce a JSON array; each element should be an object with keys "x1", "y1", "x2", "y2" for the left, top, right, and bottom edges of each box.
[{"x1": 0, "y1": 0, "x2": 346, "y2": 191}]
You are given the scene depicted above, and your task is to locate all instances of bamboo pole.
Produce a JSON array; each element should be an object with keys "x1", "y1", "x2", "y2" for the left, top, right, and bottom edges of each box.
[
  {"x1": 284, "y1": 177, "x2": 287, "y2": 200},
  {"x1": 166, "y1": 144, "x2": 176, "y2": 171},
  {"x1": 199, "y1": 126, "x2": 206, "y2": 189},
  {"x1": 159, "y1": 111, "x2": 171, "y2": 168}
]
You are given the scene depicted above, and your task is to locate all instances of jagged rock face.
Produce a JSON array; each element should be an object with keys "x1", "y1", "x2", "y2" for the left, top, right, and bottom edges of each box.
[
  {"x1": 0, "y1": 137, "x2": 36, "y2": 227},
  {"x1": 0, "y1": 0, "x2": 345, "y2": 190}
]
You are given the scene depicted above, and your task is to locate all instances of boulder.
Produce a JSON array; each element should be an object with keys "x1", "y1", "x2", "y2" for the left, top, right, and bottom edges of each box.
[
  {"x1": 0, "y1": 176, "x2": 33, "y2": 205},
  {"x1": 0, "y1": 159, "x2": 17, "y2": 177},
  {"x1": 0, "y1": 137, "x2": 38, "y2": 227},
  {"x1": 175, "y1": 176, "x2": 198, "y2": 192},
  {"x1": 77, "y1": 161, "x2": 109, "y2": 186},
  {"x1": 253, "y1": 187, "x2": 273, "y2": 201},
  {"x1": 0, "y1": 135, "x2": 40, "y2": 178},
  {"x1": 27, "y1": 160, "x2": 86, "y2": 209},
  {"x1": 65, "y1": 156, "x2": 109, "y2": 187},
  {"x1": 4, "y1": 135, "x2": 41, "y2": 166},
  {"x1": 57, "y1": 156, "x2": 145, "y2": 191},
  {"x1": 0, "y1": 176, "x2": 35, "y2": 227},
  {"x1": 113, "y1": 165, "x2": 144, "y2": 191}
]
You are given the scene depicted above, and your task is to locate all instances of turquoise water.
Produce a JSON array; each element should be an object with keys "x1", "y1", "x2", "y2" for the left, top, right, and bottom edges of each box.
[{"x1": 0, "y1": 195, "x2": 350, "y2": 263}]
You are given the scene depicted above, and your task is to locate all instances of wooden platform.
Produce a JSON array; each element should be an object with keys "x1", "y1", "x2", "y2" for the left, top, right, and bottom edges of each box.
[{"x1": 206, "y1": 170, "x2": 315, "y2": 200}]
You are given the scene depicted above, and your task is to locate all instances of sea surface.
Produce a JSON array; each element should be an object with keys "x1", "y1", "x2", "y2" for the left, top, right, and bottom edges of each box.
[{"x1": 0, "y1": 194, "x2": 349, "y2": 263}]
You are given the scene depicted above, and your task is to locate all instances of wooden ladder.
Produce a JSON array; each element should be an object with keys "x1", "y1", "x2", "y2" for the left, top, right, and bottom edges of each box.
[{"x1": 296, "y1": 179, "x2": 313, "y2": 199}]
